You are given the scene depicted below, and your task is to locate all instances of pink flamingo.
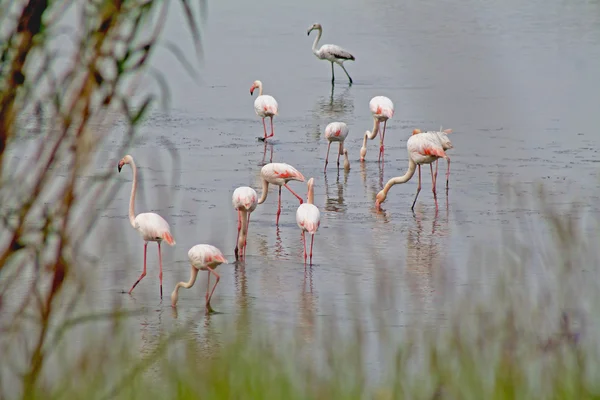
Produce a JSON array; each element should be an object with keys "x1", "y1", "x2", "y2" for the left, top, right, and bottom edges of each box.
[
  {"x1": 360, "y1": 96, "x2": 394, "y2": 162},
  {"x1": 232, "y1": 186, "x2": 258, "y2": 261},
  {"x1": 296, "y1": 178, "x2": 321, "y2": 265},
  {"x1": 413, "y1": 127, "x2": 453, "y2": 189},
  {"x1": 170, "y1": 244, "x2": 228, "y2": 314},
  {"x1": 258, "y1": 162, "x2": 305, "y2": 225},
  {"x1": 375, "y1": 130, "x2": 451, "y2": 211},
  {"x1": 324, "y1": 121, "x2": 351, "y2": 171},
  {"x1": 118, "y1": 155, "x2": 176, "y2": 298},
  {"x1": 250, "y1": 80, "x2": 279, "y2": 141}
]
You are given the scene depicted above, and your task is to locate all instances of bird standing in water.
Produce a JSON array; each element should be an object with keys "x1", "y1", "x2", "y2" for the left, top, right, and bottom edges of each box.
[
  {"x1": 296, "y1": 178, "x2": 321, "y2": 265},
  {"x1": 307, "y1": 23, "x2": 355, "y2": 84},
  {"x1": 250, "y1": 80, "x2": 279, "y2": 141},
  {"x1": 360, "y1": 96, "x2": 394, "y2": 162},
  {"x1": 258, "y1": 163, "x2": 305, "y2": 225},
  {"x1": 413, "y1": 127, "x2": 453, "y2": 190},
  {"x1": 232, "y1": 186, "x2": 258, "y2": 260},
  {"x1": 117, "y1": 155, "x2": 176, "y2": 298},
  {"x1": 323, "y1": 121, "x2": 351, "y2": 172},
  {"x1": 375, "y1": 131, "x2": 450, "y2": 211},
  {"x1": 171, "y1": 244, "x2": 228, "y2": 314}
]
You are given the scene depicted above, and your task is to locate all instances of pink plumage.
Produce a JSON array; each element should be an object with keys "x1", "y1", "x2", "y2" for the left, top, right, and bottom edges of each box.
[
  {"x1": 258, "y1": 162, "x2": 305, "y2": 226},
  {"x1": 296, "y1": 178, "x2": 321, "y2": 265},
  {"x1": 232, "y1": 186, "x2": 258, "y2": 260},
  {"x1": 250, "y1": 80, "x2": 279, "y2": 141}
]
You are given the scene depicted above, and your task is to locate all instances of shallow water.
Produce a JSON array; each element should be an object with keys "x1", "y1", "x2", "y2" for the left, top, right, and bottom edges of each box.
[{"x1": 4, "y1": 0, "x2": 600, "y2": 390}]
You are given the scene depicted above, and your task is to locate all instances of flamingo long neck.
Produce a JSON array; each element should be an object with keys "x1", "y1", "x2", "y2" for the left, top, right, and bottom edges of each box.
[
  {"x1": 311, "y1": 28, "x2": 323, "y2": 55},
  {"x1": 382, "y1": 158, "x2": 417, "y2": 197},
  {"x1": 343, "y1": 150, "x2": 350, "y2": 171},
  {"x1": 257, "y1": 81, "x2": 263, "y2": 96},
  {"x1": 307, "y1": 184, "x2": 314, "y2": 205},
  {"x1": 257, "y1": 179, "x2": 269, "y2": 204},
  {"x1": 366, "y1": 118, "x2": 380, "y2": 140},
  {"x1": 238, "y1": 210, "x2": 248, "y2": 250},
  {"x1": 172, "y1": 265, "x2": 199, "y2": 305},
  {"x1": 128, "y1": 159, "x2": 138, "y2": 228}
]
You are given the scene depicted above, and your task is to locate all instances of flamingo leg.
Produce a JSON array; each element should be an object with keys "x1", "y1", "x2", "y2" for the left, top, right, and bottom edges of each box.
[
  {"x1": 276, "y1": 186, "x2": 282, "y2": 225},
  {"x1": 206, "y1": 267, "x2": 221, "y2": 313},
  {"x1": 445, "y1": 157, "x2": 451, "y2": 191},
  {"x1": 324, "y1": 142, "x2": 332, "y2": 172},
  {"x1": 284, "y1": 184, "x2": 304, "y2": 204},
  {"x1": 430, "y1": 163, "x2": 437, "y2": 199},
  {"x1": 379, "y1": 120, "x2": 387, "y2": 162},
  {"x1": 234, "y1": 210, "x2": 241, "y2": 260},
  {"x1": 129, "y1": 242, "x2": 148, "y2": 294},
  {"x1": 262, "y1": 118, "x2": 268, "y2": 140},
  {"x1": 244, "y1": 212, "x2": 251, "y2": 259},
  {"x1": 267, "y1": 116, "x2": 274, "y2": 138},
  {"x1": 302, "y1": 231, "x2": 307, "y2": 264},
  {"x1": 411, "y1": 165, "x2": 422, "y2": 211},
  {"x1": 330, "y1": 62, "x2": 335, "y2": 84},
  {"x1": 340, "y1": 63, "x2": 353, "y2": 84},
  {"x1": 158, "y1": 242, "x2": 163, "y2": 298},
  {"x1": 309, "y1": 234, "x2": 315, "y2": 265}
]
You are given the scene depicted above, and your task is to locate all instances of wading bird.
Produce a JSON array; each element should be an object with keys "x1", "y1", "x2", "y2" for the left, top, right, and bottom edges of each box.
[
  {"x1": 413, "y1": 127, "x2": 453, "y2": 190},
  {"x1": 375, "y1": 130, "x2": 451, "y2": 211},
  {"x1": 232, "y1": 186, "x2": 258, "y2": 260},
  {"x1": 250, "y1": 80, "x2": 279, "y2": 141},
  {"x1": 307, "y1": 23, "x2": 355, "y2": 84},
  {"x1": 296, "y1": 178, "x2": 321, "y2": 265},
  {"x1": 171, "y1": 244, "x2": 228, "y2": 314},
  {"x1": 258, "y1": 162, "x2": 305, "y2": 225},
  {"x1": 117, "y1": 155, "x2": 176, "y2": 298},
  {"x1": 360, "y1": 96, "x2": 394, "y2": 162},
  {"x1": 324, "y1": 121, "x2": 351, "y2": 171}
]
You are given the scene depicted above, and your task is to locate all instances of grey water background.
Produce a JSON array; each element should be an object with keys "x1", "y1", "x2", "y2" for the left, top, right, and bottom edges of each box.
[{"x1": 4, "y1": 0, "x2": 600, "y2": 386}]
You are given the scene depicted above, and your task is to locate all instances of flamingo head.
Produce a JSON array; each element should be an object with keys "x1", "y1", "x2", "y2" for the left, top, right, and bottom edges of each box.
[
  {"x1": 375, "y1": 190, "x2": 386, "y2": 210},
  {"x1": 307, "y1": 23, "x2": 322, "y2": 35},
  {"x1": 250, "y1": 80, "x2": 261, "y2": 96},
  {"x1": 118, "y1": 155, "x2": 133, "y2": 173},
  {"x1": 412, "y1": 128, "x2": 422, "y2": 135}
]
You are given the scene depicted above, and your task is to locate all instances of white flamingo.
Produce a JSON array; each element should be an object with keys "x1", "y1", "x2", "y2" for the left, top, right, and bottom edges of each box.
[
  {"x1": 413, "y1": 127, "x2": 453, "y2": 190},
  {"x1": 307, "y1": 23, "x2": 355, "y2": 84},
  {"x1": 250, "y1": 80, "x2": 279, "y2": 141},
  {"x1": 258, "y1": 162, "x2": 305, "y2": 225},
  {"x1": 232, "y1": 186, "x2": 258, "y2": 261},
  {"x1": 360, "y1": 96, "x2": 394, "y2": 162},
  {"x1": 296, "y1": 178, "x2": 321, "y2": 265},
  {"x1": 170, "y1": 244, "x2": 228, "y2": 314},
  {"x1": 323, "y1": 121, "x2": 351, "y2": 171},
  {"x1": 117, "y1": 155, "x2": 176, "y2": 298}
]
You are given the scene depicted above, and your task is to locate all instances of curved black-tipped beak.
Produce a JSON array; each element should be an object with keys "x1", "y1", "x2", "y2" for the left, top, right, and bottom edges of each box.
[
  {"x1": 118, "y1": 165, "x2": 122, "y2": 173},
  {"x1": 307, "y1": 30, "x2": 310, "y2": 36}
]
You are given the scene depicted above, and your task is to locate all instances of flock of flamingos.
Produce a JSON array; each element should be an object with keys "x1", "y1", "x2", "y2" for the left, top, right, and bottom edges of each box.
[{"x1": 115, "y1": 23, "x2": 455, "y2": 313}]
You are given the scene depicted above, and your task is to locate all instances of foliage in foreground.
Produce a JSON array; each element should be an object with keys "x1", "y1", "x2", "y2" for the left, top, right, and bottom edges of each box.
[{"x1": 1, "y1": 1, "x2": 600, "y2": 399}]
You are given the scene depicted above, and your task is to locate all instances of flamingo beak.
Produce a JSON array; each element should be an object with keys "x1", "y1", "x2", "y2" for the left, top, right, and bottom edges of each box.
[
  {"x1": 250, "y1": 86, "x2": 255, "y2": 95},
  {"x1": 118, "y1": 161, "x2": 124, "y2": 172}
]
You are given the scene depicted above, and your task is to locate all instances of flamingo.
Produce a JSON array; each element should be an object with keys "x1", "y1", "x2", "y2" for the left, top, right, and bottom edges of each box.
[
  {"x1": 170, "y1": 244, "x2": 228, "y2": 314},
  {"x1": 324, "y1": 121, "x2": 351, "y2": 171},
  {"x1": 296, "y1": 178, "x2": 321, "y2": 265},
  {"x1": 117, "y1": 155, "x2": 176, "y2": 298},
  {"x1": 360, "y1": 96, "x2": 394, "y2": 162},
  {"x1": 413, "y1": 127, "x2": 453, "y2": 190},
  {"x1": 250, "y1": 80, "x2": 278, "y2": 141},
  {"x1": 307, "y1": 23, "x2": 355, "y2": 84},
  {"x1": 375, "y1": 131, "x2": 451, "y2": 211},
  {"x1": 258, "y1": 162, "x2": 305, "y2": 225},
  {"x1": 232, "y1": 186, "x2": 258, "y2": 261}
]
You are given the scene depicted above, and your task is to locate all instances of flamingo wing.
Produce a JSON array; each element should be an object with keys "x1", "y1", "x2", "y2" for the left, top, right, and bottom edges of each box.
[
  {"x1": 369, "y1": 96, "x2": 394, "y2": 119},
  {"x1": 325, "y1": 122, "x2": 349, "y2": 141},
  {"x1": 134, "y1": 213, "x2": 175, "y2": 245},
  {"x1": 320, "y1": 44, "x2": 355, "y2": 61},
  {"x1": 233, "y1": 186, "x2": 258, "y2": 212},
  {"x1": 296, "y1": 204, "x2": 321, "y2": 234},
  {"x1": 254, "y1": 95, "x2": 278, "y2": 117},
  {"x1": 261, "y1": 163, "x2": 305, "y2": 184},
  {"x1": 188, "y1": 244, "x2": 228, "y2": 269}
]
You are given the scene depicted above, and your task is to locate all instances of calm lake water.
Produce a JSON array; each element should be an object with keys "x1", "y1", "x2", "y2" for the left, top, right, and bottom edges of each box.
[{"x1": 4, "y1": 0, "x2": 600, "y2": 391}]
